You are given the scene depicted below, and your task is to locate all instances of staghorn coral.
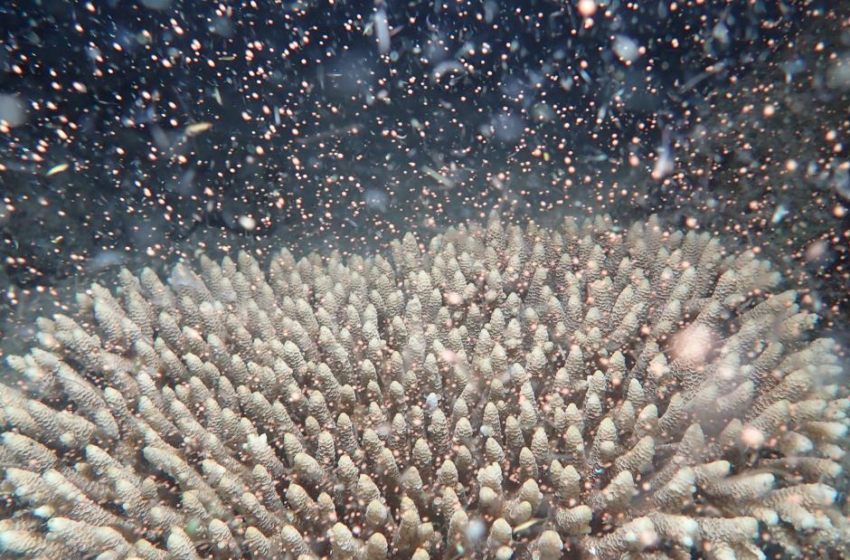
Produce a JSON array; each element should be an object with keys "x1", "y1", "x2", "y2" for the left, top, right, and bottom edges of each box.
[{"x1": 0, "y1": 213, "x2": 847, "y2": 560}]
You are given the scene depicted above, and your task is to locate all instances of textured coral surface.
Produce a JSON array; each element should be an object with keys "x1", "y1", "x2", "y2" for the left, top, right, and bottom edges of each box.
[{"x1": 1, "y1": 214, "x2": 847, "y2": 559}]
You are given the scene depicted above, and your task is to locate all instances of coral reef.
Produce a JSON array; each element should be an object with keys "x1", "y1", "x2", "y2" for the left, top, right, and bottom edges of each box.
[{"x1": 0, "y1": 214, "x2": 847, "y2": 559}]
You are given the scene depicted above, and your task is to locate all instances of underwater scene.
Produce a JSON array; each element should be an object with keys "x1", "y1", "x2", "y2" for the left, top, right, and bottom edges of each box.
[{"x1": 0, "y1": 1, "x2": 849, "y2": 559}]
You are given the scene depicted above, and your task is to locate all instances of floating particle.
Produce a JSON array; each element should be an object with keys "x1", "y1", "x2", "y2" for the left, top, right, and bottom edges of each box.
[
  {"x1": 466, "y1": 518, "x2": 486, "y2": 542},
  {"x1": 652, "y1": 149, "x2": 674, "y2": 180},
  {"x1": 422, "y1": 166, "x2": 455, "y2": 189},
  {"x1": 425, "y1": 392, "x2": 440, "y2": 411},
  {"x1": 238, "y1": 215, "x2": 257, "y2": 231},
  {"x1": 46, "y1": 163, "x2": 70, "y2": 177},
  {"x1": 184, "y1": 122, "x2": 213, "y2": 137},
  {"x1": 0, "y1": 203, "x2": 11, "y2": 225},
  {"x1": 805, "y1": 240, "x2": 828, "y2": 263},
  {"x1": 741, "y1": 426, "x2": 766, "y2": 449},
  {"x1": 0, "y1": 94, "x2": 28, "y2": 128},
  {"x1": 771, "y1": 205, "x2": 788, "y2": 224},
  {"x1": 613, "y1": 36, "x2": 641, "y2": 64},
  {"x1": 712, "y1": 22, "x2": 730, "y2": 45},
  {"x1": 374, "y1": 9, "x2": 390, "y2": 55},
  {"x1": 513, "y1": 518, "x2": 542, "y2": 534},
  {"x1": 577, "y1": 0, "x2": 597, "y2": 17}
]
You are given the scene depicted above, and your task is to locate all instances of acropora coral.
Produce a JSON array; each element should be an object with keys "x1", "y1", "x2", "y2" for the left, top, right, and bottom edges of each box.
[{"x1": 0, "y1": 214, "x2": 847, "y2": 559}]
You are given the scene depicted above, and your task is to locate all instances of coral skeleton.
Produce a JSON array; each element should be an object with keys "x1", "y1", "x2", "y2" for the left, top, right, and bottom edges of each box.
[{"x1": 1, "y1": 214, "x2": 847, "y2": 559}]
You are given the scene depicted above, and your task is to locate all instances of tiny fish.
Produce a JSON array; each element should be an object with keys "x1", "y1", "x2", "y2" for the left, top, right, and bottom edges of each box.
[
  {"x1": 185, "y1": 122, "x2": 213, "y2": 137},
  {"x1": 46, "y1": 163, "x2": 70, "y2": 176}
]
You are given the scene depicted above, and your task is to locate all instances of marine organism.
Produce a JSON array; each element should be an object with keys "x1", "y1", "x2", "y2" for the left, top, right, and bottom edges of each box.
[{"x1": 1, "y1": 214, "x2": 846, "y2": 559}]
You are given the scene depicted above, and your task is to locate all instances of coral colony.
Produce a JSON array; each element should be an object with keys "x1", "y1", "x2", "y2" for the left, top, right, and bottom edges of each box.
[{"x1": 1, "y1": 214, "x2": 847, "y2": 559}]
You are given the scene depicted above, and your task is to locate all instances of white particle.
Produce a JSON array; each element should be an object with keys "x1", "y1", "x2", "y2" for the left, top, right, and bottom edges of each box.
[{"x1": 238, "y1": 215, "x2": 257, "y2": 231}]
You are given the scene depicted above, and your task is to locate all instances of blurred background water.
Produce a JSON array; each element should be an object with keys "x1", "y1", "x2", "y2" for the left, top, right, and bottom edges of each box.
[{"x1": 0, "y1": 0, "x2": 847, "y2": 345}]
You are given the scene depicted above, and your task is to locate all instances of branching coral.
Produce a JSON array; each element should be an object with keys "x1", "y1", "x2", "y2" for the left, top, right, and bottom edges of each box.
[{"x1": 0, "y1": 214, "x2": 847, "y2": 559}]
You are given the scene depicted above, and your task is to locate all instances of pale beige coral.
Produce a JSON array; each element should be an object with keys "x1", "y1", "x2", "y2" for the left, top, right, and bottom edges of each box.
[{"x1": 1, "y1": 214, "x2": 847, "y2": 559}]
